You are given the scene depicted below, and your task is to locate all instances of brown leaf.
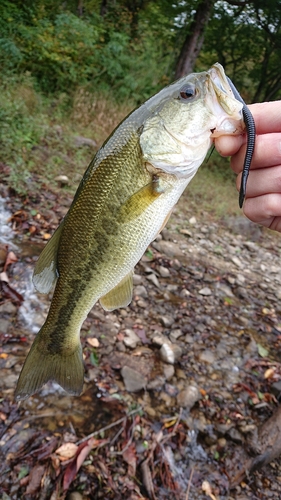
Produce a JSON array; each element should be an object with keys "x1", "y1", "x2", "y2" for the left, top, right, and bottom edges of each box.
[
  {"x1": 56, "y1": 442, "x2": 78, "y2": 460},
  {"x1": 26, "y1": 465, "x2": 45, "y2": 495},
  {"x1": 3, "y1": 250, "x2": 18, "y2": 272},
  {"x1": 63, "y1": 438, "x2": 98, "y2": 491},
  {"x1": 122, "y1": 444, "x2": 137, "y2": 477}
]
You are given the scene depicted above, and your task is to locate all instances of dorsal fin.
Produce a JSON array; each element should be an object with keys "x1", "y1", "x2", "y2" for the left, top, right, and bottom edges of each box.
[{"x1": 33, "y1": 221, "x2": 64, "y2": 293}]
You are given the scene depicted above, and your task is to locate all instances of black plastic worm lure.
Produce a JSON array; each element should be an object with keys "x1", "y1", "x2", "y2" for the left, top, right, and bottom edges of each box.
[{"x1": 227, "y1": 77, "x2": 256, "y2": 208}]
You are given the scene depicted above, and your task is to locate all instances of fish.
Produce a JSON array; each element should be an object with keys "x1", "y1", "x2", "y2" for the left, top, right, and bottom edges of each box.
[{"x1": 15, "y1": 62, "x2": 246, "y2": 401}]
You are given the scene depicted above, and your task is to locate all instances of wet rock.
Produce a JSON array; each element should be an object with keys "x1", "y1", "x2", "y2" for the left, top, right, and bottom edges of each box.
[
  {"x1": 199, "y1": 349, "x2": 215, "y2": 364},
  {"x1": 198, "y1": 287, "x2": 212, "y2": 296},
  {"x1": 177, "y1": 385, "x2": 201, "y2": 409},
  {"x1": 159, "y1": 343, "x2": 182, "y2": 364},
  {"x1": 121, "y1": 366, "x2": 146, "y2": 392},
  {"x1": 123, "y1": 329, "x2": 141, "y2": 349}
]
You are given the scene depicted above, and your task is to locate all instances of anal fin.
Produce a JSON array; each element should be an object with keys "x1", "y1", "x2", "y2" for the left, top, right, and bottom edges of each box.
[{"x1": 100, "y1": 270, "x2": 134, "y2": 311}]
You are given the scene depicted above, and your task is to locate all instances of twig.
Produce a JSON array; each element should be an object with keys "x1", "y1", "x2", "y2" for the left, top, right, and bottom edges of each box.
[
  {"x1": 185, "y1": 466, "x2": 194, "y2": 500},
  {"x1": 76, "y1": 407, "x2": 142, "y2": 445}
]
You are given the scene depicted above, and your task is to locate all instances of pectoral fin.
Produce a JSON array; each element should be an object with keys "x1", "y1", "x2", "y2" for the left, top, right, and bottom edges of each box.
[
  {"x1": 33, "y1": 221, "x2": 64, "y2": 293},
  {"x1": 100, "y1": 270, "x2": 134, "y2": 311},
  {"x1": 119, "y1": 177, "x2": 166, "y2": 223}
]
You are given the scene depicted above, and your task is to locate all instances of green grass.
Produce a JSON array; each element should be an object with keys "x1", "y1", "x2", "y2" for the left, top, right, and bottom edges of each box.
[{"x1": 0, "y1": 74, "x2": 240, "y2": 217}]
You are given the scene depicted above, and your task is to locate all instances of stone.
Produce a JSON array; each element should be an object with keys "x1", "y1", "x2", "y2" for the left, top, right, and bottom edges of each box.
[
  {"x1": 177, "y1": 385, "x2": 201, "y2": 409},
  {"x1": 163, "y1": 363, "x2": 175, "y2": 380},
  {"x1": 155, "y1": 240, "x2": 184, "y2": 259},
  {"x1": 133, "y1": 285, "x2": 148, "y2": 298},
  {"x1": 123, "y1": 329, "x2": 141, "y2": 349},
  {"x1": 159, "y1": 343, "x2": 182, "y2": 364},
  {"x1": 199, "y1": 350, "x2": 215, "y2": 364},
  {"x1": 0, "y1": 319, "x2": 10, "y2": 334},
  {"x1": 121, "y1": 366, "x2": 146, "y2": 392},
  {"x1": 146, "y1": 273, "x2": 160, "y2": 288},
  {"x1": 158, "y1": 266, "x2": 170, "y2": 277},
  {"x1": 133, "y1": 274, "x2": 143, "y2": 285},
  {"x1": 160, "y1": 315, "x2": 174, "y2": 328},
  {"x1": 74, "y1": 135, "x2": 97, "y2": 148},
  {"x1": 170, "y1": 329, "x2": 183, "y2": 341},
  {"x1": 198, "y1": 287, "x2": 212, "y2": 296}
]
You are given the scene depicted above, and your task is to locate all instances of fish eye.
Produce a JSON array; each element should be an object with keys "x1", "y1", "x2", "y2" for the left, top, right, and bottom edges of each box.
[{"x1": 179, "y1": 83, "x2": 197, "y2": 101}]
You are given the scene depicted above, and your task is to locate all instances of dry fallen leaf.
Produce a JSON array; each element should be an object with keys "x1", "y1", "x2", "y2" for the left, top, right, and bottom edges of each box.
[
  {"x1": 87, "y1": 337, "x2": 100, "y2": 348},
  {"x1": 55, "y1": 442, "x2": 78, "y2": 460},
  {"x1": 264, "y1": 367, "x2": 276, "y2": 379}
]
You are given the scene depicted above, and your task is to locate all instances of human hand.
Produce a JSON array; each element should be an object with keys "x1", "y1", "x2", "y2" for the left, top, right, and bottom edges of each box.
[{"x1": 215, "y1": 102, "x2": 281, "y2": 232}]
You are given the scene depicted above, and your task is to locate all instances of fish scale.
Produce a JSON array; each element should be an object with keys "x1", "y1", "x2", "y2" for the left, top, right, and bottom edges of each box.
[{"x1": 15, "y1": 63, "x2": 247, "y2": 400}]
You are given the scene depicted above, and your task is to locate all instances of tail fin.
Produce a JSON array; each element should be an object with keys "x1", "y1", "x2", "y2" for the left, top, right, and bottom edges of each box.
[{"x1": 15, "y1": 337, "x2": 84, "y2": 401}]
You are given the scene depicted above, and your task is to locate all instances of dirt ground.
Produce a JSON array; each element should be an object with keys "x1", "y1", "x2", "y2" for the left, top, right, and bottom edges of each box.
[{"x1": 1, "y1": 178, "x2": 281, "y2": 500}]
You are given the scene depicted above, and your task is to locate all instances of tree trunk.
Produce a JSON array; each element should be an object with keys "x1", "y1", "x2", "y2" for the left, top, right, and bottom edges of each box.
[{"x1": 174, "y1": 0, "x2": 215, "y2": 79}]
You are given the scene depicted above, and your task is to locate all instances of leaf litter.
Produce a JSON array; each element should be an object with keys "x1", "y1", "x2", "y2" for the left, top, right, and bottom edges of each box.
[{"x1": 1, "y1": 179, "x2": 281, "y2": 498}]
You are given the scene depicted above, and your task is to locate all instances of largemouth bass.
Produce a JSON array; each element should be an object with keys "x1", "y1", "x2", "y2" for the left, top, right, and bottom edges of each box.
[{"x1": 15, "y1": 63, "x2": 245, "y2": 400}]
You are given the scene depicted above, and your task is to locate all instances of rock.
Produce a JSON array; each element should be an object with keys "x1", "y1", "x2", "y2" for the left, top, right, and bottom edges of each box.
[
  {"x1": 158, "y1": 265, "x2": 170, "y2": 277},
  {"x1": 123, "y1": 329, "x2": 141, "y2": 349},
  {"x1": 147, "y1": 376, "x2": 165, "y2": 390},
  {"x1": 159, "y1": 343, "x2": 182, "y2": 364},
  {"x1": 160, "y1": 315, "x2": 174, "y2": 328},
  {"x1": 146, "y1": 273, "x2": 160, "y2": 288},
  {"x1": 137, "y1": 299, "x2": 148, "y2": 308},
  {"x1": 133, "y1": 285, "x2": 148, "y2": 298},
  {"x1": 121, "y1": 366, "x2": 146, "y2": 392},
  {"x1": 198, "y1": 287, "x2": 212, "y2": 296},
  {"x1": 231, "y1": 256, "x2": 242, "y2": 268},
  {"x1": 0, "y1": 302, "x2": 17, "y2": 314},
  {"x1": 163, "y1": 363, "x2": 175, "y2": 380},
  {"x1": 55, "y1": 175, "x2": 69, "y2": 186},
  {"x1": 177, "y1": 385, "x2": 201, "y2": 409},
  {"x1": 155, "y1": 240, "x2": 184, "y2": 259},
  {"x1": 199, "y1": 349, "x2": 216, "y2": 364},
  {"x1": 133, "y1": 274, "x2": 143, "y2": 285},
  {"x1": 74, "y1": 135, "x2": 97, "y2": 148},
  {"x1": 271, "y1": 381, "x2": 281, "y2": 397},
  {"x1": 170, "y1": 329, "x2": 183, "y2": 341},
  {"x1": 151, "y1": 333, "x2": 168, "y2": 346},
  {"x1": 0, "y1": 319, "x2": 10, "y2": 334},
  {"x1": 189, "y1": 216, "x2": 197, "y2": 225}
]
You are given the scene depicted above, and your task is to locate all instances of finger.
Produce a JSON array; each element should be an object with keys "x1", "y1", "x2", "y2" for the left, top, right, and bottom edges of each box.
[
  {"x1": 249, "y1": 102, "x2": 281, "y2": 135},
  {"x1": 243, "y1": 193, "x2": 281, "y2": 232},
  {"x1": 214, "y1": 134, "x2": 245, "y2": 157},
  {"x1": 231, "y1": 133, "x2": 281, "y2": 174},
  {"x1": 236, "y1": 165, "x2": 281, "y2": 198}
]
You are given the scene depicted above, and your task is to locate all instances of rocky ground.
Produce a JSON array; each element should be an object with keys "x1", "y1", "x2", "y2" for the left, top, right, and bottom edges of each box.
[{"x1": 1, "y1": 181, "x2": 281, "y2": 500}]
